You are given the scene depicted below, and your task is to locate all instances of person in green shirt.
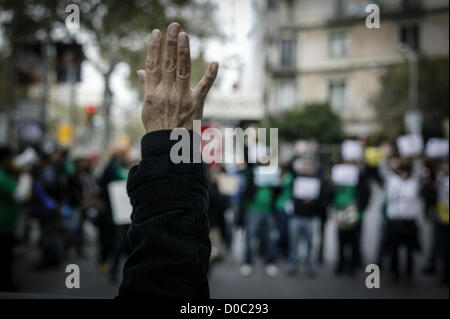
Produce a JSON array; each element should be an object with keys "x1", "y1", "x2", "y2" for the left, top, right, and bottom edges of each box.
[
  {"x1": 274, "y1": 167, "x2": 294, "y2": 259},
  {"x1": 240, "y1": 164, "x2": 281, "y2": 277},
  {"x1": 0, "y1": 146, "x2": 32, "y2": 291}
]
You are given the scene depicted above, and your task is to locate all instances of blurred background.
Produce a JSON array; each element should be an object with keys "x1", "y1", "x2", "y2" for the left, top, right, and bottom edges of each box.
[{"x1": 0, "y1": 0, "x2": 448, "y2": 298}]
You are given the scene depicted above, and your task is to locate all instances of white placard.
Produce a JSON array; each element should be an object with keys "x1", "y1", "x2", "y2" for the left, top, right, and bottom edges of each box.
[
  {"x1": 331, "y1": 164, "x2": 360, "y2": 187},
  {"x1": 14, "y1": 147, "x2": 38, "y2": 168},
  {"x1": 342, "y1": 140, "x2": 363, "y2": 161},
  {"x1": 396, "y1": 134, "x2": 423, "y2": 157},
  {"x1": 293, "y1": 177, "x2": 321, "y2": 200},
  {"x1": 425, "y1": 138, "x2": 449, "y2": 159},
  {"x1": 108, "y1": 181, "x2": 132, "y2": 225},
  {"x1": 217, "y1": 173, "x2": 240, "y2": 196},
  {"x1": 253, "y1": 166, "x2": 280, "y2": 187}
]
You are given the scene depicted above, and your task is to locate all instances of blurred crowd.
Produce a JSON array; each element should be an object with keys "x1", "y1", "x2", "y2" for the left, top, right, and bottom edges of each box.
[
  {"x1": 0, "y1": 142, "x2": 137, "y2": 292},
  {"x1": 206, "y1": 137, "x2": 449, "y2": 287},
  {"x1": 0, "y1": 134, "x2": 448, "y2": 294}
]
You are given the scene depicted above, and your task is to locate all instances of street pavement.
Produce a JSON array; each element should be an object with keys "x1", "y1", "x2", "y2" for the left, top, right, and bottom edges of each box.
[{"x1": 5, "y1": 189, "x2": 449, "y2": 299}]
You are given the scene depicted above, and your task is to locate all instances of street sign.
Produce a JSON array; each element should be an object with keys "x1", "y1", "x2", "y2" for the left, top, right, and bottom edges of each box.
[{"x1": 57, "y1": 123, "x2": 74, "y2": 146}]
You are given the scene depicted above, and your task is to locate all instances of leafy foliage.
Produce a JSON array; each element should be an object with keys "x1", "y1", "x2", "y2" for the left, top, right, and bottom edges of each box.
[
  {"x1": 373, "y1": 57, "x2": 449, "y2": 140},
  {"x1": 264, "y1": 103, "x2": 345, "y2": 144}
]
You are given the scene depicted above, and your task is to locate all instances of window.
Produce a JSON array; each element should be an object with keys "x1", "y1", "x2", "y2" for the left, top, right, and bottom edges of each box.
[
  {"x1": 277, "y1": 81, "x2": 296, "y2": 110},
  {"x1": 280, "y1": 38, "x2": 295, "y2": 68},
  {"x1": 400, "y1": 24, "x2": 420, "y2": 51},
  {"x1": 329, "y1": 80, "x2": 347, "y2": 111},
  {"x1": 329, "y1": 31, "x2": 348, "y2": 58}
]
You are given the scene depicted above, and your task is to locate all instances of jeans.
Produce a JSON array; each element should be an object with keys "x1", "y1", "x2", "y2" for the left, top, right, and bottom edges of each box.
[
  {"x1": 276, "y1": 210, "x2": 289, "y2": 258},
  {"x1": 288, "y1": 216, "x2": 315, "y2": 270},
  {"x1": 244, "y1": 211, "x2": 277, "y2": 265}
]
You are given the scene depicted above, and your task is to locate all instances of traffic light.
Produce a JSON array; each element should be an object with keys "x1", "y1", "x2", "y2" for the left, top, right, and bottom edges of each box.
[{"x1": 85, "y1": 105, "x2": 97, "y2": 128}]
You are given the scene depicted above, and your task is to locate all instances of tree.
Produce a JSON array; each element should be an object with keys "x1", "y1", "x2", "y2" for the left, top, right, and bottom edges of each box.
[
  {"x1": 373, "y1": 57, "x2": 449, "y2": 141},
  {"x1": 0, "y1": 0, "x2": 220, "y2": 147},
  {"x1": 264, "y1": 103, "x2": 344, "y2": 144}
]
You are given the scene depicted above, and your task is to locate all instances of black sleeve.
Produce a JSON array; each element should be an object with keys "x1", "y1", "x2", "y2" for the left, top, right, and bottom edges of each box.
[{"x1": 118, "y1": 130, "x2": 211, "y2": 299}]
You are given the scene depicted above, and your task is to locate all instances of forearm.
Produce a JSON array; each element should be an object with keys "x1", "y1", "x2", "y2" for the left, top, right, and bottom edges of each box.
[{"x1": 118, "y1": 130, "x2": 211, "y2": 299}]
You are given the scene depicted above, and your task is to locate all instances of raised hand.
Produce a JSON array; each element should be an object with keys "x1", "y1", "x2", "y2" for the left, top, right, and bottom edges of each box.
[{"x1": 137, "y1": 22, "x2": 219, "y2": 133}]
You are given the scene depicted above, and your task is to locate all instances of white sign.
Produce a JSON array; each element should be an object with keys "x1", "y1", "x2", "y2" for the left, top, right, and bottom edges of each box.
[
  {"x1": 397, "y1": 134, "x2": 423, "y2": 157},
  {"x1": 293, "y1": 177, "x2": 321, "y2": 200},
  {"x1": 332, "y1": 164, "x2": 360, "y2": 187},
  {"x1": 253, "y1": 166, "x2": 280, "y2": 187},
  {"x1": 14, "y1": 147, "x2": 38, "y2": 168},
  {"x1": 342, "y1": 140, "x2": 363, "y2": 161},
  {"x1": 108, "y1": 181, "x2": 132, "y2": 225},
  {"x1": 203, "y1": 90, "x2": 264, "y2": 120},
  {"x1": 217, "y1": 173, "x2": 240, "y2": 196},
  {"x1": 425, "y1": 138, "x2": 449, "y2": 159}
]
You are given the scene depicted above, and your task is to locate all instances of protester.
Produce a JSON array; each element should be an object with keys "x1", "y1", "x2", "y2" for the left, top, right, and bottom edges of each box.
[
  {"x1": 240, "y1": 163, "x2": 281, "y2": 277},
  {"x1": 383, "y1": 160, "x2": 422, "y2": 282},
  {"x1": 0, "y1": 146, "x2": 33, "y2": 291},
  {"x1": 207, "y1": 166, "x2": 229, "y2": 263},
  {"x1": 434, "y1": 160, "x2": 449, "y2": 284},
  {"x1": 117, "y1": 23, "x2": 218, "y2": 298},
  {"x1": 332, "y1": 160, "x2": 370, "y2": 276},
  {"x1": 61, "y1": 156, "x2": 85, "y2": 258},
  {"x1": 274, "y1": 165, "x2": 294, "y2": 260},
  {"x1": 287, "y1": 159, "x2": 321, "y2": 277},
  {"x1": 32, "y1": 145, "x2": 66, "y2": 270},
  {"x1": 98, "y1": 149, "x2": 129, "y2": 273}
]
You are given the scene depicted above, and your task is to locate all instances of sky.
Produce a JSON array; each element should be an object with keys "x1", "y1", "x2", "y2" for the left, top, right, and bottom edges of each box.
[{"x1": 76, "y1": 0, "x2": 254, "y2": 121}]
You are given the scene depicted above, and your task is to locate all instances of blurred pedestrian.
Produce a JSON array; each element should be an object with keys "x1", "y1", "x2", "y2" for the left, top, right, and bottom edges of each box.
[
  {"x1": 32, "y1": 145, "x2": 66, "y2": 270},
  {"x1": 240, "y1": 164, "x2": 281, "y2": 277},
  {"x1": 0, "y1": 146, "x2": 33, "y2": 291},
  {"x1": 288, "y1": 160, "x2": 322, "y2": 277},
  {"x1": 274, "y1": 165, "x2": 293, "y2": 260},
  {"x1": 97, "y1": 149, "x2": 129, "y2": 273},
  {"x1": 208, "y1": 166, "x2": 229, "y2": 264},
  {"x1": 384, "y1": 161, "x2": 422, "y2": 283},
  {"x1": 434, "y1": 160, "x2": 449, "y2": 284},
  {"x1": 61, "y1": 155, "x2": 85, "y2": 259},
  {"x1": 332, "y1": 160, "x2": 371, "y2": 276}
]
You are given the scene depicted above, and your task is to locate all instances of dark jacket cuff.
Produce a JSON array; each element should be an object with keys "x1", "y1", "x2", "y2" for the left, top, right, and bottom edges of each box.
[{"x1": 140, "y1": 129, "x2": 201, "y2": 160}]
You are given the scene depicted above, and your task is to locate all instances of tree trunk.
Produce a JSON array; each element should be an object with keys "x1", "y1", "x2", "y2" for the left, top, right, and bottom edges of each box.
[
  {"x1": 101, "y1": 62, "x2": 117, "y2": 153},
  {"x1": 102, "y1": 72, "x2": 113, "y2": 150}
]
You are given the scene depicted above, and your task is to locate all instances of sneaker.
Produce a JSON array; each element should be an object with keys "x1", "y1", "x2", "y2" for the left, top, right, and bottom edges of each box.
[
  {"x1": 240, "y1": 264, "x2": 253, "y2": 277},
  {"x1": 265, "y1": 264, "x2": 279, "y2": 277}
]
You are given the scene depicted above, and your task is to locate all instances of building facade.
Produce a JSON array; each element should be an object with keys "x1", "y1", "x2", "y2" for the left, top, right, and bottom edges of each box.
[{"x1": 261, "y1": 0, "x2": 449, "y2": 136}]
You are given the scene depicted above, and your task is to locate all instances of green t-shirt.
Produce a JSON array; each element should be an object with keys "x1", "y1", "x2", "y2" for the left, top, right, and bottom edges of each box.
[
  {"x1": 333, "y1": 185, "x2": 356, "y2": 210},
  {"x1": 0, "y1": 170, "x2": 20, "y2": 234},
  {"x1": 333, "y1": 185, "x2": 363, "y2": 218},
  {"x1": 246, "y1": 187, "x2": 274, "y2": 215},
  {"x1": 275, "y1": 172, "x2": 293, "y2": 212}
]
